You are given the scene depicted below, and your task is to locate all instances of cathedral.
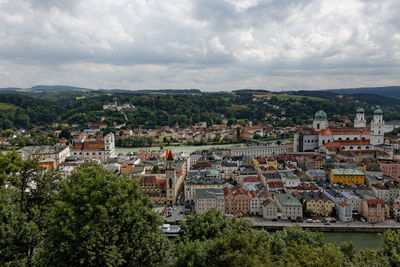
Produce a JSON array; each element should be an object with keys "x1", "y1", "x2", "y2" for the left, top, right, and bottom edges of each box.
[{"x1": 294, "y1": 108, "x2": 385, "y2": 153}]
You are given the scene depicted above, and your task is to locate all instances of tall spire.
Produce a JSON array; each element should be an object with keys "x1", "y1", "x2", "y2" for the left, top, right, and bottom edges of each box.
[{"x1": 166, "y1": 150, "x2": 174, "y2": 161}]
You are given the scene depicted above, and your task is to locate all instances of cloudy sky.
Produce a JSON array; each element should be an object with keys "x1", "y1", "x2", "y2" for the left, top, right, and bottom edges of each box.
[{"x1": 0, "y1": 0, "x2": 399, "y2": 91}]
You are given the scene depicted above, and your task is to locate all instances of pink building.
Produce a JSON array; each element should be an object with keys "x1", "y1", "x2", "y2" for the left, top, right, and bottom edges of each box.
[
  {"x1": 362, "y1": 199, "x2": 385, "y2": 223},
  {"x1": 380, "y1": 161, "x2": 400, "y2": 180},
  {"x1": 224, "y1": 187, "x2": 251, "y2": 215}
]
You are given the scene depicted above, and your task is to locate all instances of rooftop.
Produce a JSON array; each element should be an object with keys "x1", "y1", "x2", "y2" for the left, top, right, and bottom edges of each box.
[
  {"x1": 196, "y1": 188, "x2": 224, "y2": 200},
  {"x1": 331, "y1": 169, "x2": 365, "y2": 176},
  {"x1": 275, "y1": 193, "x2": 302, "y2": 206},
  {"x1": 18, "y1": 145, "x2": 68, "y2": 156}
]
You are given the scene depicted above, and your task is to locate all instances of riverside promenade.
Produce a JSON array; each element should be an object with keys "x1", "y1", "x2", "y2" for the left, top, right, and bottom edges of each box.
[{"x1": 246, "y1": 217, "x2": 400, "y2": 233}]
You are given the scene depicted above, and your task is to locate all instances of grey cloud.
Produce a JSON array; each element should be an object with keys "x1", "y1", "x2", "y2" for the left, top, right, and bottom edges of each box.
[{"x1": 0, "y1": 0, "x2": 399, "y2": 90}]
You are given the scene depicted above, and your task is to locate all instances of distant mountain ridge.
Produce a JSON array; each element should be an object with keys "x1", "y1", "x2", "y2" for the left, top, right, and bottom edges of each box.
[
  {"x1": 0, "y1": 85, "x2": 201, "y2": 94},
  {"x1": 323, "y1": 86, "x2": 400, "y2": 98}
]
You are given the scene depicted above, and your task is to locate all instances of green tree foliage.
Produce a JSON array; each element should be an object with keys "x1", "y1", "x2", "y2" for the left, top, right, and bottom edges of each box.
[
  {"x1": 121, "y1": 135, "x2": 154, "y2": 147},
  {"x1": 41, "y1": 162, "x2": 170, "y2": 267},
  {"x1": 381, "y1": 230, "x2": 400, "y2": 266},
  {"x1": 178, "y1": 209, "x2": 252, "y2": 242},
  {"x1": 0, "y1": 152, "x2": 60, "y2": 266},
  {"x1": 175, "y1": 211, "x2": 350, "y2": 267}
]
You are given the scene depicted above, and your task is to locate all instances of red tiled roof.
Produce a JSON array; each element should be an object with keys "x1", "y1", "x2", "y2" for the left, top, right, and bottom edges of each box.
[
  {"x1": 321, "y1": 127, "x2": 370, "y2": 135},
  {"x1": 244, "y1": 176, "x2": 261, "y2": 183},
  {"x1": 367, "y1": 199, "x2": 384, "y2": 207},
  {"x1": 325, "y1": 139, "x2": 370, "y2": 148},
  {"x1": 72, "y1": 140, "x2": 104, "y2": 150},
  {"x1": 267, "y1": 181, "x2": 284, "y2": 188},
  {"x1": 262, "y1": 199, "x2": 277, "y2": 207},
  {"x1": 141, "y1": 176, "x2": 166, "y2": 189}
]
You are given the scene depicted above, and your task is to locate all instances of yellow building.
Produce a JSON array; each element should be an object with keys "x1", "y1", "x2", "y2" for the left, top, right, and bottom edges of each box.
[
  {"x1": 252, "y1": 156, "x2": 278, "y2": 170},
  {"x1": 303, "y1": 192, "x2": 335, "y2": 217},
  {"x1": 330, "y1": 169, "x2": 365, "y2": 186}
]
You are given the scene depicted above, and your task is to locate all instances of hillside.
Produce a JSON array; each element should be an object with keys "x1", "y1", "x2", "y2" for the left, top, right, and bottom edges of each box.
[{"x1": 323, "y1": 86, "x2": 400, "y2": 98}]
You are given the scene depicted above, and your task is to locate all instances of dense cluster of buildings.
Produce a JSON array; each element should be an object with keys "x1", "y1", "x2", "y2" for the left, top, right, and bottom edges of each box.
[{"x1": 10, "y1": 106, "x2": 400, "y2": 224}]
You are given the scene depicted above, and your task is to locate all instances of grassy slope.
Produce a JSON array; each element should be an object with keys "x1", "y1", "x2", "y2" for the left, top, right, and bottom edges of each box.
[{"x1": 0, "y1": 102, "x2": 18, "y2": 110}]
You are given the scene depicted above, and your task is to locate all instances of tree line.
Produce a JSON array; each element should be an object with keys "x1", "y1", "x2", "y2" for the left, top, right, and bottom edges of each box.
[{"x1": 2, "y1": 90, "x2": 400, "y2": 133}]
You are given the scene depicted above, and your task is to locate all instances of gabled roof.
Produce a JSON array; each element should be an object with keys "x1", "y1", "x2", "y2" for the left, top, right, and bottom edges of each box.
[
  {"x1": 321, "y1": 127, "x2": 370, "y2": 135},
  {"x1": 166, "y1": 150, "x2": 175, "y2": 161}
]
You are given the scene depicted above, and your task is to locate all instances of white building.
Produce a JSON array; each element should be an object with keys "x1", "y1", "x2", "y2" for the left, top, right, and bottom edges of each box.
[
  {"x1": 70, "y1": 133, "x2": 116, "y2": 163},
  {"x1": 337, "y1": 202, "x2": 353, "y2": 222},
  {"x1": 231, "y1": 144, "x2": 287, "y2": 157},
  {"x1": 262, "y1": 199, "x2": 279, "y2": 220},
  {"x1": 17, "y1": 145, "x2": 70, "y2": 165},
  {"x1": 294, "y1": 108, "x2": 385, "y2": 152},
  {"x1": 275, "y1": 193, "x2": 303, "y2": 220},
  {"x1": 195, "y1": 188, "x2": 225, "y2": 215},
  {"x1": 250, "y1": 190, "x2": 272, "y2": 215}
]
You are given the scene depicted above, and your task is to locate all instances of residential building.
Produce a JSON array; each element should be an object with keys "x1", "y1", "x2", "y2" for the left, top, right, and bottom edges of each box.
[
  {"x1": 224, "y1": 187, "x2": 251, "y2": 215},
  {"x1": 184, "y1": 177, "x2": 224, "y2": 200},
  {"x1": 279, "y1": 170, "x2": 301, "y2": 188},
  {"x1": 275, "y1": 193, "x2": 303, "y2": 220},
  {"x1": 362, "y1": 199, "x2": 385, "y2": 222},
  {"x1": 17, "y1": 145, "x2": 70, "y2": 166},
  {"x1": 302, "y1": 192, "x2": 335, "y2": 217},
  {"x1": 341, "y1": 191, "x2": 362, "y2": 212},
  {"x1": 380, "y1": 161, "x2": 400, "y2": 180},
  {"x1": 249, "y1": 190, "x2": 272, "y2": 215},
  {"x1": 262, "y1": 199, "x2": 279, "y2": 220},
  {"x1": 337, "y1": 202, "x2": 353, "y2": 222},
  {"x1": 195, "y1": 188, "x2": 225, "y2": 215}
]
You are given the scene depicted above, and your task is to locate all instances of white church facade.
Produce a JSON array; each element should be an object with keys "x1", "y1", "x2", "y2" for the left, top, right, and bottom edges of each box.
[{"x1": 294, "y1": 108, "x2": 385, "y2": 153}]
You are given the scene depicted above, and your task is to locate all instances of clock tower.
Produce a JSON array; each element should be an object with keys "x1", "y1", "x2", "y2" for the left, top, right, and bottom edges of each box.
[{"x1": 165, "y1": 150, "x2": 176, "y2": 204}]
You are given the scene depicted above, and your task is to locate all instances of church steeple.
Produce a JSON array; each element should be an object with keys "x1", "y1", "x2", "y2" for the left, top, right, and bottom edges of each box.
[
  {"x1": 354, "y1": 108, "x2": 366, "y2": 128},
  {"x1": 165, "y1": 150, "x2": 176, "y2": 204}
]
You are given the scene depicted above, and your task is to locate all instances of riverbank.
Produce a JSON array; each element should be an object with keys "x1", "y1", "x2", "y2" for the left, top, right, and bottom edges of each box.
[{"x1": 247, "y1": 217, "x2": 400, "y2": 233}]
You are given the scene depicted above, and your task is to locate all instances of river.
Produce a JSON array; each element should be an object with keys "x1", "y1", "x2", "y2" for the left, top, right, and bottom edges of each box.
[
  {"x1": 116, "y1": 143, "x2": 238, "y2": 155},
  {"x1": 324, "y1": 232, "x2": 384, "y2": 251}
]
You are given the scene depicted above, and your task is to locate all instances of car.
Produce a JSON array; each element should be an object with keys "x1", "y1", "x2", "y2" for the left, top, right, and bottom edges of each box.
[
  {"x1": 306, "y1": 219, "x2": 313, "y2": 223},
  {"x1": 324, "y1": 222, "x2": 330, "y2": 225},
  {"x1": 297, "y1": 219, "x2": 303, "y2": 223},
  {"x1": 360, "y1": 218, "x2": 366, "y2": 222}
]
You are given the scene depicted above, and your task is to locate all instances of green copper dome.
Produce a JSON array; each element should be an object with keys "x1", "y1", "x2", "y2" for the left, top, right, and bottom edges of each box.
[
  {"x1": 356, "y1": 108, "x2": 365, "y2": 113},
  {"x1": 374, "y1": 108, "x2": 383, "y2": 115},
  {"x1": 314, "y1": 110, "x2": 327, "y2": 121}
]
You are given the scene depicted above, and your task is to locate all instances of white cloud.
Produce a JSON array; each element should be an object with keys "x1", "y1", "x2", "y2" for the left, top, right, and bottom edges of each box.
[{"x1": 0, "y1": 0, "x2": 399, "y2": 90}]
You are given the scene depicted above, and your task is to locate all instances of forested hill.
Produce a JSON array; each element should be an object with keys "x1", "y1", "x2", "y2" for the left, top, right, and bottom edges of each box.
[
  {"x1": 323, "y1": 86, "x2": 400, "y2": 98},
  {"x1": 1, "y1": 89, "x2": 400, "y2": 130}
]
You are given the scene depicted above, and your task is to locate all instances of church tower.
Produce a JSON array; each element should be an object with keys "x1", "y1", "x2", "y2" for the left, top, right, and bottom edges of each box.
[
  {"x1": 313, "y1": 110, "x2": 328, "y2": 131},
  {"x1": 165, "y1": 150, "x2": 176, "y2": 204},
  {"x1": 370, "y1": 108, "x2": 384, "y2": 145},
  {"x1": 354, "y1": 108, "x2": 366, "y2": 128}
]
